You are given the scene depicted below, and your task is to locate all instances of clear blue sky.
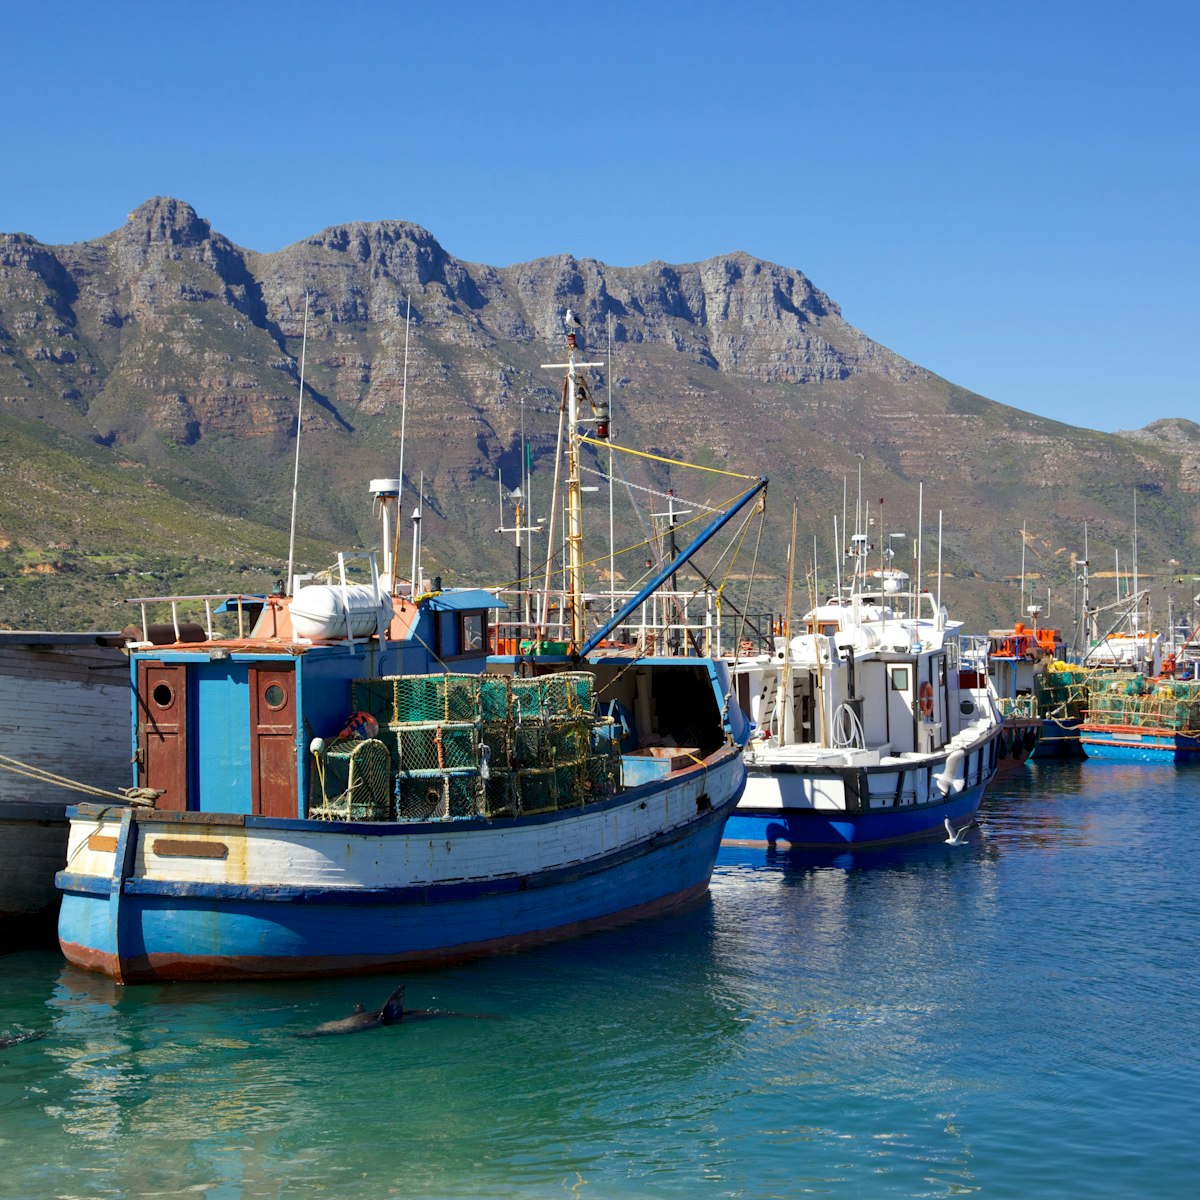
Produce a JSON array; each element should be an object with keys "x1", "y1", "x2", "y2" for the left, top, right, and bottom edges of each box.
[{"x1": 3, "y1": 0, "x2": 1195, "y2": 433}]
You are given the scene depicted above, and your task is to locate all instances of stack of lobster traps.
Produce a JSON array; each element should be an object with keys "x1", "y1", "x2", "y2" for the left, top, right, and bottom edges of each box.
[
  {"x1": 311, "y1": 672, "x2": 620, "y2": 822},
  {"x1": 1085, "y1": 675, "x2": 1200, "y2": 733}
]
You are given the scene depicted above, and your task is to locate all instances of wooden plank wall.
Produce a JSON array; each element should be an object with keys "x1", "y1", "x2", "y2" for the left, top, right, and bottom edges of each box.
[{"x1": 0, "y1": 642, "x2": 132, "y2": 806}]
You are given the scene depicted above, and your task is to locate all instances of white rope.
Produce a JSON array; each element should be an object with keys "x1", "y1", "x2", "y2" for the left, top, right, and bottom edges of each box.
[
  {"x1": 831, "y1": 703, "x2": 866, "y2": 750},
  {"x1": 0, "y1": 753, "x2": 139, "y2": 803}
]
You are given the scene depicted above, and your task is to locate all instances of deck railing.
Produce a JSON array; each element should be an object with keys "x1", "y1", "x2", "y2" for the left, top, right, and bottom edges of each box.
[{"x1": 491, "y1": 586, "x2": 740, "y2": 658}]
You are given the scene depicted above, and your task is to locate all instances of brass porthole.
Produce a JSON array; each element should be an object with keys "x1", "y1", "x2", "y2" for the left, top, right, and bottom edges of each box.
[
  {"x1": 264, "y1": 683, "x2": 287, "y2": 710},
  {"x1": 152, "y1": 683, "x2": 174, "y2": 708}
]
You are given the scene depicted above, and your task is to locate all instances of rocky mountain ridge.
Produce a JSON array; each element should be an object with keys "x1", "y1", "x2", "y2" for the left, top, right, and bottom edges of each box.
[{"x1": 1, "y1": 197, "x2": 1195, "y2": 632}]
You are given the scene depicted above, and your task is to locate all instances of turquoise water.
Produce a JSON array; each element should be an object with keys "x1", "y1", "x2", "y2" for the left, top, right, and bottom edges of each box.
[{"x1": 2, "y1": 760, "x2": 1197, "y2": 1198}]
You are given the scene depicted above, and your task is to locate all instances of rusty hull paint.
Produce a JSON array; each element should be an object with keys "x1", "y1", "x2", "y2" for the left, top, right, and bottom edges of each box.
[{"x1": 59, "y1": 877, "x2": 710, "y2": 982}]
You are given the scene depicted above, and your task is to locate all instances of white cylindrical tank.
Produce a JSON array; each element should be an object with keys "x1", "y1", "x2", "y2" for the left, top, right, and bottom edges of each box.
[{"x1": 290, "y1": 584, "x2": 393, "y2": 641}]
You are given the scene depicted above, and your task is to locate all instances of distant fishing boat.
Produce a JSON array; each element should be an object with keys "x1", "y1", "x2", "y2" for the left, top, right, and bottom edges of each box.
[
  {"x1": 0, "y1": 631, "x2": 129, "y2": 946},
  {"x1": 1079, "y1": 671, "x2": 1200, "y2": 762},
  {"x1": 981, "y1": 618, "x2": 1063, "y2": 762},
  {"x1": 724, "y1": 527, "x2": 1002, "y2": 850},
  {"x1": 55, "y1": 321, "x2": 760, "y2": 982},
  {"x1": 1032, "y1": 660, "x2": 1090, "y2": 759}
]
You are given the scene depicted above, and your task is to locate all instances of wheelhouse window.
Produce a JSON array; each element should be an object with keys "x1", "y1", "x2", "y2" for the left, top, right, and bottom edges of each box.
[
  {"x1": 890, "y1": 667, "x2": 909, "y2": 691},
  {"x1": 461, "y1": 612, "x2": 485, "y2": 653}
]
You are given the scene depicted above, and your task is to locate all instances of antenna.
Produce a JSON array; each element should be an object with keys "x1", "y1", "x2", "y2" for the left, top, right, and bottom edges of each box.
[
  {"x1": 833, "y1": 514, "x2": 842, "y2": 595},
  {"x1": 285, "y1": 291, "x2": 310, "y2": 595},
  {"x1": 410, "y1": 471, "x2": 424, "y2": 596},
  {"x1": 1018, "y1": 520, "x2": 1027, "y2": 625},
  {"x1": 936, "y1": 510, "x2": 943, "y2": 613},
  {"x1": 497, "y1": 469, "x2": 542, "y2": 631}
]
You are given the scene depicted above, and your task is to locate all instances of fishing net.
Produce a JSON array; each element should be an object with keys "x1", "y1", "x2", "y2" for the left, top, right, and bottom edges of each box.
[
  {"x1": 1036, "y1": 668, "x2": 1094, "y2": 723},
  {"x1": 554, "y1": 762, "x2": 585, "y2": 808},
  {"x1": 1086, "y1": 678, "x2": 1200, "y2": 732},
  {"x1": 510, "y1": 721, "x2": 547, "y2": 767},
  {"x1": 395, "y1": 768, "x2": 483, "y2": 820},
  {"x1": 329, "y1": 668, "x2": 621, "y2": 822},
  {"x1": 479, "y1": 674, "x2": 511, "y2": 722},
  {"x1": 394, "y1": 722, "x2": 480, "y2": 771},
  {"x1": 546, "y1": 718, "x2": 589, "y2": 764},
  {"x1": 351, "y1": 678, "x2": 398, "y2": 725},
  {"x1": 516, "y1": 767, "x2": 558, "y2": 814},
  {"x1": 309, "y1": 738, "x2": 393, "y2": 821},
  {"x1": 484, "y1": 770, "x2": 517, "y2": 817},
  {"x1": 584, "y1": 754, "x2": 617, "y2": 799},
  {"x1": 383, "y1": 674, "x2": 482, "y2": 723},
  {"x1": 509, "y1": 678, "x2": 544, "y2": 721},
  {"x1": 480, "y1": 721, "x2": 512, "y2": 769},
  {"x1": 542, "y1": 671, "x2": 595, "y2": 718}
]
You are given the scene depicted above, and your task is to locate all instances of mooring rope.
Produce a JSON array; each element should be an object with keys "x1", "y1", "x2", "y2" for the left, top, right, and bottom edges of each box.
[{"x1": 0, "y1": 753, "x2": 148, "y2": 804}]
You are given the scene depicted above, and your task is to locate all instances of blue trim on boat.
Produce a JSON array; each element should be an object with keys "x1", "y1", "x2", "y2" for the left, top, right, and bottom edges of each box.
[
  {"x1": 722, "y1": 778, "x2": 988, "y2": 849},
  {"x1": 1079, "y1": 729, "x2": 1200, "y2": 763},
  {"x1": 56, "y1": 791, "x2": 736, "y2": 907}
]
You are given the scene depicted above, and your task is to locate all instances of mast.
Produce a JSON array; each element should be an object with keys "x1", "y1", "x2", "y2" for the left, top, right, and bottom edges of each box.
[
  {"x1": 391, "y1": 294, "x2": 413, "y2": 593},
  {"x1": 915, "y1": 481, "x2": 923, "y2": 625},
  {"x1": 540, "y1": 312, "x2": 604, "y2": 649},
  {"x1": 1082, "y1": 522, "x2": 1094, "y2": 648},
  {"x1": 607, "y1": 314, "x2": 617, "y2": 618},
  {"x1": 285, "y1": 291, "x2": 310, "y2": 595},
  {"x1": 781, "y1": 503, "x2": 798, "y2": 743}
]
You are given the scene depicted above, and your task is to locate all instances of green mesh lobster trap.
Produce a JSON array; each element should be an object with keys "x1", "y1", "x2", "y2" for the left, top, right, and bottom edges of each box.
[
  {"x1": 395, "y1": 768, "x2": 483, "y2": 820},
  {"x1": 394, "y1": 721, "x2": 480, "y2": 771},
  {"x1": 309, "y1": 738, "x2": 394, "y2": 821}
]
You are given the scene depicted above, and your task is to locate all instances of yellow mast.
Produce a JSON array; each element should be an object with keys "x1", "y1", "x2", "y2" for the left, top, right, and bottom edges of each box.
[{"x1": 541, "y1": 313, "x2": 604, "y2": 649}]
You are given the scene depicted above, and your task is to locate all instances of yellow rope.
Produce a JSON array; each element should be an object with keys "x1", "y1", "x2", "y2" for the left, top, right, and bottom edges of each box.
[
  {"x1": 493, "y1": 482, "x2": 766, "y2": 593},
  {"x1": 578, "y1": 435, "x2": 760, "y2": 480}
]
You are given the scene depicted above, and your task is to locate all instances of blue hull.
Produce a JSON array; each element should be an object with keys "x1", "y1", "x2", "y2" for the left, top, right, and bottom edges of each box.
[
  {"x1": 57, "y1": 767, "x2": 743, "y2": 981},
  {"x1": 1080, "y1": 730, "x2": 1200, "y2": 763},
  {"x1": 1033, "y1": 716, "x2": 1084, "y2": 759},
  {"x1": 721, "y1": 778, "x2": 987, "y2": 849}
]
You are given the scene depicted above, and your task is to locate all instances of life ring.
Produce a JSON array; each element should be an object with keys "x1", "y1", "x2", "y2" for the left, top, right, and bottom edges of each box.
[{"x1": 918, "y1": 681, "x2": 934, "y2": 717}]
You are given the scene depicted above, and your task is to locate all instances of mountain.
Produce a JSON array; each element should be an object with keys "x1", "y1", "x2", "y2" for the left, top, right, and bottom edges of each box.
[{"x1": 1, "y1": 196, "x2": 1196, "y2": 634}]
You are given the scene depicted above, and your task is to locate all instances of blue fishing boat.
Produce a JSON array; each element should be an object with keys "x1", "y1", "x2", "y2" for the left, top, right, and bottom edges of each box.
[
  {"x1": 1079, "y1": 674, "x2": 1200, "y2": 763},
  {"x1": 724, "y1": 534, "x2": 1002, "y2": 850},
  {"x1": 56, "y1": 327, "x2": 761, "y2": 982}
]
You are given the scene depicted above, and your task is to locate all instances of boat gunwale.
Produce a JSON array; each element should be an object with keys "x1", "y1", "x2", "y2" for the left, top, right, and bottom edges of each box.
[{"x1": 55, "y1": 780, "x2": 742, "y2": 906}]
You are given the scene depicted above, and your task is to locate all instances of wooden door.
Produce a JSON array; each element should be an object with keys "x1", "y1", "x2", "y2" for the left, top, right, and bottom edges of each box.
[
  {"x1": 249, "y1": 665, "x2": 297, "y2": 818},
  {"x1": 137, "y1": 661, "x2": 189, "y2": 811}
]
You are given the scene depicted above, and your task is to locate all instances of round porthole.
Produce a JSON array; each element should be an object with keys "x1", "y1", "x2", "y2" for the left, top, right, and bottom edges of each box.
[
  {"x1": 264, "y1": 683, "x2": 287, "y2": 710},
  {"x1": 152, "y1": 683, "x2": 174, "y2": 708},
  {"x1": 960, "y1": 699, "x2": 975, "y2": 716}
]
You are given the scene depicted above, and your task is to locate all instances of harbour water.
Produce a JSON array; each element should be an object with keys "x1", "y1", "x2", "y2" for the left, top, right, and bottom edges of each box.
[{"x1": 2, "y1": 761, "x2": 1197, "y2": 1198}]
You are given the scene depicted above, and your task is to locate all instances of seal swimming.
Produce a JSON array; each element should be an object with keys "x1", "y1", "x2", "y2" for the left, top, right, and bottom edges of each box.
[
  {"x1": 299, "y1": 984, "x2": 408, "y2": 1037},
  {"x1": 298, "y1": 984, "x2": 499, "y2": 1037},
  {"x1": 0, "y1": 1031, "x2": 45, "y2": 1050}
]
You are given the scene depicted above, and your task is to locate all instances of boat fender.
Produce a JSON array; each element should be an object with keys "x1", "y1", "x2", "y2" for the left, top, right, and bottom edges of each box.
[
  {"x1": 918, "y1": 681, "x2": 934, "y2": 717},
  {"x1": 338, "y1": 712, "x2": 380, "y2": 740},
  {"x1": 933, "y1": 748, "x2": 965, "y2": 795},
  {"x1": 123, "y1": 621, "x2": 207, "y2": 645}
]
